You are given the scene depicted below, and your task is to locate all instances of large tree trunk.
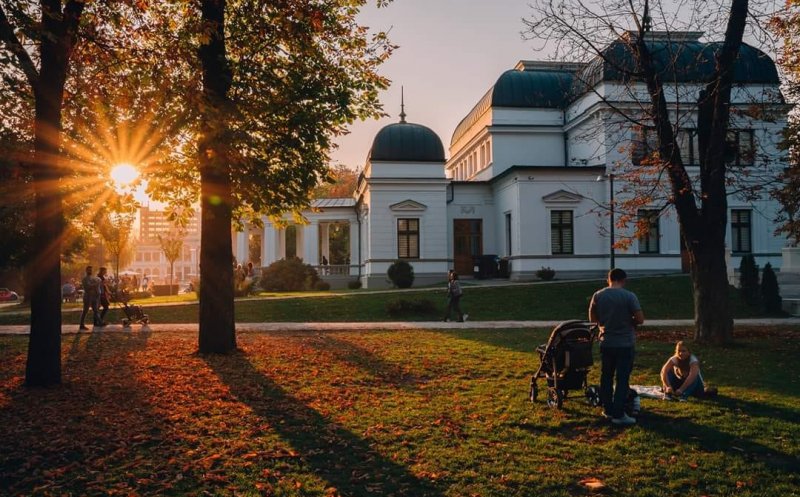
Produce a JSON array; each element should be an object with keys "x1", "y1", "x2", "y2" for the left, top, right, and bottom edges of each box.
[
  {"x1": 25, "y1": 1, "x2": 83, "y2": 386},
  {"x1": 689, "y1": 232, "x2": 734, "y2": 344},
  {"x1": 197, "y1": 0, "x2": 236, "y2": 353}
]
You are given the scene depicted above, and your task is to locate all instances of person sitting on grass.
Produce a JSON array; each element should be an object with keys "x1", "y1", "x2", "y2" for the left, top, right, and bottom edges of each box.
[{"x1": 660, "y1": 341, "x2": 718, "y2": 399}]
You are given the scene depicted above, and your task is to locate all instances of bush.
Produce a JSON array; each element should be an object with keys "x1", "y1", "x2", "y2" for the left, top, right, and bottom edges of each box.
[
  {"x1": 536, "y1": 266, "x2": 556, "y2": 281},
  {"x1": 128, "y1": 291, "x2": 152, "y2": 300},
  {"x1": 739, "y1": 254, "x2": 760, "y2": 306},
  {"x1": 385, "y1": 298, "x2": 437, "y2": 316},
  {"x1": 260, "y1": 258, "x2": 320, "y2": 292},
  {"x1": 314, "y1": 280, "x2": 331, "y2": 291},
  {"x1": 761, "y1": 262, "x2": 782, "y2": 313},
  {"x1": 387, "y1": 260, "x2": 414, "y2": 288},
  {"x1": 347, "y1": 280, "x2": 362, "y2": 290}
]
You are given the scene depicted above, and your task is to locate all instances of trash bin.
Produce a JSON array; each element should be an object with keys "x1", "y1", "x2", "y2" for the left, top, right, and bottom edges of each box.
[
  {"x1": 473, "y1": 254, "x2": 498, "y2": 279},
  {"x1": 498, "y1": 257, "x2": 510, "y2": 278}
]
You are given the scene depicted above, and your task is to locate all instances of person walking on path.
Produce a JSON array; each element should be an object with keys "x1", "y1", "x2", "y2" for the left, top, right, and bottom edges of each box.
[
  {"x1": 589, "y1": 268, "x2": 644, "y2": 426},
  {"x1": 443, "y1": 270, "x2": 468, "y2": 323},
  {"x1": 79, "y1": 266, "x2": 101, "y2": 330},
  {"x1": 97, "y1": 267, "x2": 111, "y2": 326}
]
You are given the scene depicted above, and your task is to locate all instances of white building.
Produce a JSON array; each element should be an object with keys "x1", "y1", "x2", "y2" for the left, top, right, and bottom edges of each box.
[
  {"x1": 236, "y1": 33, "x2": 789, "y2": 288},
  {"x1": 128, "y1": 206, "x2": 201, "y2": 285}
]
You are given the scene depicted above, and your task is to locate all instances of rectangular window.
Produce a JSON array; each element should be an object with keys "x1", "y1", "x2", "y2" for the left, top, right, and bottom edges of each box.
[
  {"x1": 726, "y1": 130, "x2": 755, "y2": 166},
  {"x1": 731, "y1": 210, "x2": 752, "y2": 253},
  {"x1": 550, "y1": 210, "x2": 574, "y2": 255},
  {"x1": 397, "y1": 218, "x2": 420, "y2": 258},
  {"x1": 637, "y1": 209, "x2": 660, "y2": 254}
]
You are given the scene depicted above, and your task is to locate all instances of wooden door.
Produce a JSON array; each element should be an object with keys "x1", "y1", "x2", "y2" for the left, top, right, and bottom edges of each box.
[{"x1": 454, "y1": 219, "x2": 482, "y2": 275}]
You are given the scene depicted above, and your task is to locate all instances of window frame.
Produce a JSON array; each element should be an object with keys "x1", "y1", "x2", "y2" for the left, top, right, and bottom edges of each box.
[
  {"x1": 397, "y1": 218, "x2": 420, "y2": 259},
  {"x1": 550, "y1": 210, "x2": 574, "y2": 255},
  {"x1": 637, "y1": 209, "x2": 661, "y2": 254},
  {"x1": 731, "y1": 209, "x2": 752, "y2": 254}
]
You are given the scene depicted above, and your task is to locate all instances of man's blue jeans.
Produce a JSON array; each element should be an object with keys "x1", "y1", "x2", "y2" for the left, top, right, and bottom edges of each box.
[{"x1": 600, "y1": 346, "x2": 634, "y2": 418}]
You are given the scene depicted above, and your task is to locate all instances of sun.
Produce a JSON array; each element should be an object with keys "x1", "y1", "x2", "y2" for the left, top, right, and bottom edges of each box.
[{"x1": 110, "y1": 163, "x2": 140, "y2": 187}]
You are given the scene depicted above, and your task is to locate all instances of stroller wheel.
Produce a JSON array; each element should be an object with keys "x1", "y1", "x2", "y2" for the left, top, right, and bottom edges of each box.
[
  {"x1": 585, "y1": 385, "x2": 601, "y2": 407},
  {"x1": 122, "y1": 319, "x2": 131, "y2": 328},
  {"x1": 142, "y1": 316, "x2": 149, "y2": 325},
  {"x1": 546, "y1": 388, "x2": 564, "y2": 409}
]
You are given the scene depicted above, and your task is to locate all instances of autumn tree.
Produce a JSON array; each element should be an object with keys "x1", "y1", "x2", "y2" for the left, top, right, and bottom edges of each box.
[
  {"x1": 157, "y1": 228, "x2": 185, "y2": 296},
  {"x1": 525, "y1": 0, "x2": 786, "y2": 344},
  {"x1": 177, "y1": 0, "x2": 393, "y2": 353},
  {"x1": 96, "y1": 210, "x2": 135, "y2": 281},
  {"x1": 0, "y1": 0, "x2": 88, "y2": 385},
  {"x1": 313, "y1": 163, "x2": 361, "y2": 199}
]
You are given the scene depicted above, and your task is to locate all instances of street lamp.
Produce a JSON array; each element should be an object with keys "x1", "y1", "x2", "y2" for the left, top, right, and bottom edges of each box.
[{"x1": 597, "y1": 172, "x2": 615, "y2": 270}]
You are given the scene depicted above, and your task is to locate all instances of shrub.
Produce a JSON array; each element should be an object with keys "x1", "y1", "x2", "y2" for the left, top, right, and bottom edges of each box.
[
  {"x1": 260, "y1": 258, "x2": 320, "y2": 292},
  {"x1": 739, "y1": 254, "x2": 760, "y2": 306},
  {"x1": 387, "y1": 260, "x2": 415, "y2": 288},
  {"x1": 385, "y1": 298, "x2": 437, "y2": 316},
  {"x1": 536, "y1": 266, "x2": 556, "y2": 281},
  {"x1": 314, "y1": 280, "x2": 331, "y2": 291},
  {"x1": 761, "y1": 262, "x2": 782, "y2": 313},
  {"x1": 128, "y1": 291, "x2": 152, "y2": 300},
  {"x1": 347, "y1": 280, "x2": 362, "y2": 290}
]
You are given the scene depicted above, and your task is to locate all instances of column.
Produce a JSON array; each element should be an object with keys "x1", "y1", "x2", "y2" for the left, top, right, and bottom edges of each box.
[
  {"x1": 302, "y1": 221, "x2": 319, "y2": 265},
  {"x1": 262, "y1": 221, "x2": 278, "y2": 266},
  {"x1": 235, "y1": 230, "x2": 248, "y2": 264},
  {"x1": 348, "y1": 220, "x2": 359, "y2": 275}
]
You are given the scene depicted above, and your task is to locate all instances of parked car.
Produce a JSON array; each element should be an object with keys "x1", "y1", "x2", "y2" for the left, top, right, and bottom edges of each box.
[{"x1": 0, "y1": 288, "x2": 20, "y2": 301}]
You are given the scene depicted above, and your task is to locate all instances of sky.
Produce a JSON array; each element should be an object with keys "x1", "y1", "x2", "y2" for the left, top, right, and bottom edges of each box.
[{"x1": 330, "y1": 0, "x2": 544, "y2": 169}]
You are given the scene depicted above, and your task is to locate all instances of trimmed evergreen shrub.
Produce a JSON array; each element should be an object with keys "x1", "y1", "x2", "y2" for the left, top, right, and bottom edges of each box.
[
  {"x1": 387, "y1": 260, "x2": 415, "y2": 288},
  {"x1": 260, "y1": 258, "x2": 320, "y2": 292},
  {"x1": 739, "y1": 254, "x2": 760, "y2": 306},
  {"x1": 536, "y1": 267, "x2": 556, "y2": 281},
  {"x1": 314, "y1": 280, "x2": 331, "y2": 291},
  {"x1": 761, "y1": 262, "x2": 782, "y2": 313},
  {"x1": 385, "y1": 298, "x2": 436, "y2": 316},
  {"x1": 347, "y1": 280, "x2": 362, "y2": 290}
]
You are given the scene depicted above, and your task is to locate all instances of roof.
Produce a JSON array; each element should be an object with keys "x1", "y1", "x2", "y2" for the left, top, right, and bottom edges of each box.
[
  {"x1": 450, "y1": 35, "x2": 782, "y2": 148},
  {"x1": 368, "y1": 122, "x2": 445, "y2": 163},
  {"x1": 579, "y1": 38, "x2": 781, "y2": 88},
  {"x1": 312, "y1": 198, "x2": 356, "y2": 208},
  {"x1": 451, "y1": 68, "x2": 574, "y2": 147}
]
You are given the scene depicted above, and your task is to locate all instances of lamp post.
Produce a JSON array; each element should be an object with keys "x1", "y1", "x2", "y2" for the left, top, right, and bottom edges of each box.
[{"x1": 597, "y1": 172, "x2": 616, "y2": 270}]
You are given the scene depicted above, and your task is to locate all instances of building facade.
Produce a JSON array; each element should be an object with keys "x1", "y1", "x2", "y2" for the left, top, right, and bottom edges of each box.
[{"x1": 236, "y1": 33, "x2": 789, "y2": 288}]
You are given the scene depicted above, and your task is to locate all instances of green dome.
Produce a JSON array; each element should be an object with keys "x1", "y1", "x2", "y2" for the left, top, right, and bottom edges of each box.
[
  {"x1": 369, "y1": 122, "x2": 445, "y2": 162},
  {"x1": 581, "y1": 40, "x2": 781, "y2": 87},
  {"x1": 491, "y1": 69, "x2": 574, "y2": 108}
]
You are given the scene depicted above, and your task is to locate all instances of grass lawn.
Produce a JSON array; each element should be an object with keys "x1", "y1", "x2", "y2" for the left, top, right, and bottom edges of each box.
[
  {"x1": 0, "y1": 275, "x2": 783, "y2": 325},
  {"x1": 0, "y1": 327, "x2": 798, "y2": 496}
]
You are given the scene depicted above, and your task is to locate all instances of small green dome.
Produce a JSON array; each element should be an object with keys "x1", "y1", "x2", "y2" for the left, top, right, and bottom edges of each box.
[{"x1": 369, "y1": 122, "x2": 445, "y2": 162}]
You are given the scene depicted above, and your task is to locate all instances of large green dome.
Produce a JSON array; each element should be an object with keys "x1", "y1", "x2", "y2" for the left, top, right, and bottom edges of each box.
[{"x1": 368, "y1": 122, "x2": 445, "y2": 162}]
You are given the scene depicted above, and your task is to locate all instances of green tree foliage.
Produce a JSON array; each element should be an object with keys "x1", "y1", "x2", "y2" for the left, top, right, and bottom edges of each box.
[
  {"x1": 760, "y1": 262, "x2": 782, "y2": 314},
  {"x1": 387, "y1": 260, "x2": 414, "y2": 289},
  {"x1": 739, "y1": 254, "x2": 760, "y2": 307},
  {"x1": 260, "y1": 258, "x2": 320, "y2": 292}
]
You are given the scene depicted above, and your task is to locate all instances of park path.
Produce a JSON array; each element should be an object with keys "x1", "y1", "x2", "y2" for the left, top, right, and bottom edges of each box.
[{"x1": 1, "y1": 318, "x2": 799, "y2": 335}]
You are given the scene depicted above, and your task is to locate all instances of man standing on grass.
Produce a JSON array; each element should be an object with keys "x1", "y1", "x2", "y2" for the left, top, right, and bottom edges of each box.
[
  {"x1": 589, "y1": 268, "x2": 644, "y2": 426},
  {"x1": 79, "y1": 266, "x2": 101, "y2": 330}
]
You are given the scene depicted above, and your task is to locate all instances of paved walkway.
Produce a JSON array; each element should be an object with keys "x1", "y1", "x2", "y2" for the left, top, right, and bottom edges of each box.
[{"x1": 2, "y1": 318, "x2": 799, "y2": 335}]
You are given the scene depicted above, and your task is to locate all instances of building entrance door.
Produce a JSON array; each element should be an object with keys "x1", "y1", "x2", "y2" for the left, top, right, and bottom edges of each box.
[{"x1": 454, "y1": 219, "x2": 482, "y2": 276}]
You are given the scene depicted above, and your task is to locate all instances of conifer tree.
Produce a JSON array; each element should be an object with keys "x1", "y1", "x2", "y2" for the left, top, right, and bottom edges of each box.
[{"x1": 761, "y1": 262, "x2": 782, "y2": 313}]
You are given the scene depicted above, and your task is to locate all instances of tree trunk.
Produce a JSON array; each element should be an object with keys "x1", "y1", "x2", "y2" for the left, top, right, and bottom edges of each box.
[
  {"x1": 690, "y1": 232, "x2": 734, "y2": 344},
  {"x1": 197, "y1": 0, "x2": 236, "y2": 353},
  {"x1": 24, "y1": 0, "x2": 79, "y2": 386}
]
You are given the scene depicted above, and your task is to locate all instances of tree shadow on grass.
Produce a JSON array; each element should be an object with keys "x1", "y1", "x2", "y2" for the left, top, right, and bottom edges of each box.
[
  {"x1": 204, "y1": 349, "x2": 445, "y2": 497},
  {"x1": 639, "y1": 411, "x2": 800, "y2": 473},
  {"x1": 304, "y1": 335, "x2": 427, "y2": 391},
  {"x1": 711, "y1": 394, "x2": 800, "y2": 425},
  {"x1": 0, "y1": 332, "x2": 197, "y2": 496}
]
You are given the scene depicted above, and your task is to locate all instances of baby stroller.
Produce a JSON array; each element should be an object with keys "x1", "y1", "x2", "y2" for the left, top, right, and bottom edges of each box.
[
  {"x1": 112, "y1": 288, "x2": 150, "y2": 328},
  {"x1": 530, "y1": 320, "x2": 600, "y2": 409}
]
